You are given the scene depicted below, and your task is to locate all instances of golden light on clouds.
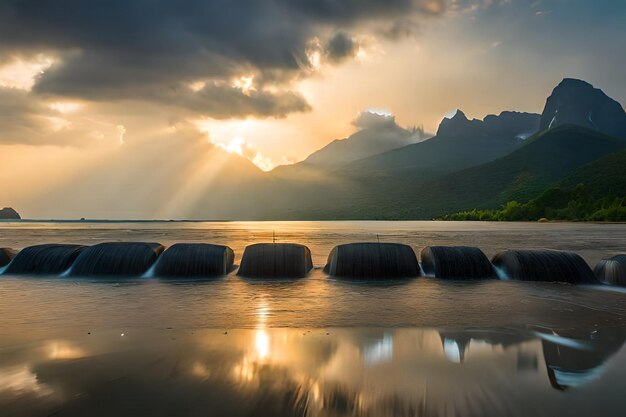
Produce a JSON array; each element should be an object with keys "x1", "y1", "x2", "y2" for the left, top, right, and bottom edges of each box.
[
  {"x1": 48, "y1": 101, "x2": 82, "y2": 114},
  {"x1": 233, "y1": 75, "x2": 256, "y2": 95},
  {"x1": 188, "y1": 80, "x2": 206, "y2": 92},
  {"x1": 196, "y1": 118, "x2": 277, "y2": 171},
  {"x1": 0, "y1": 54, "x2": 53, "y2": 90}
]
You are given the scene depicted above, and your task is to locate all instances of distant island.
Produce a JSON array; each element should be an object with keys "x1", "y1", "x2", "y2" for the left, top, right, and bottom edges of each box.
[{"x1": 0, "y1": 207, "x2": 20, "y2": 220}]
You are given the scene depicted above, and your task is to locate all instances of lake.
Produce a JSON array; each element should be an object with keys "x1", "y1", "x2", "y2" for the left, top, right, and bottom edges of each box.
[{"x1": 1, "y1": 221, "x2": 625, "y2": 416}]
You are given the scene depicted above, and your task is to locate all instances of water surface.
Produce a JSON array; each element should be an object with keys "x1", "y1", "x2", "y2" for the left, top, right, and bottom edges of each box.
[{"x1": 1, "y1": 221, "x2": 625, "y2": 416}]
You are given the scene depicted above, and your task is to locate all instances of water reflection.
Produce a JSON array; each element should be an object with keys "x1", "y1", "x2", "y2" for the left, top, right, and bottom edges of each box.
[{"x1": 1, "y1": 326, "x2": 626, "y2": 417}]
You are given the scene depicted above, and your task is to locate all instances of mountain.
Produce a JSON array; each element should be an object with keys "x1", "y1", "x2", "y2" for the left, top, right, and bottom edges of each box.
[
  {"x1": 561, "y1": 148, "x2": 626, "y2": 197},
  {"x1": 415, "y1": 125, "x2": 626, "y2": 214},
  {"x1": 303, "y1": 123, "x2": 424, "y2": 168},
  {"x1": 341, "y1": 110, "x2": 540, "y2": 178},
  {"x1": 540, "y1": 78, "x2": 626, "y2": 138},
  {"x1": 443, "y1": 149, "x2": 626, "y2": 222},
  {"x1": 0, "y1": 207, "x2": 20, "y2": 219},
  {"x1": 262, "y1": 125, "x2": 626, "y2": 220},
  {"x1": 206, "y1": 78, "x2": 626, "y2": 220},
  {"x1": 273, "y1": 114, "x2": 427, "y2": 175}
]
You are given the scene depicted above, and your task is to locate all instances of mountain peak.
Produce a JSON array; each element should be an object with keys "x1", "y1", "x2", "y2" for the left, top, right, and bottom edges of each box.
[
  {"x1": 557, "y1": 78, "x2": 594, "y2": 89},
  {"x1": 436, "y1": 109, "x2": 471, "y2": 136},
  {"x1": 540, "y1": 79, "x2": 626, "y2": 138},
  {"x1": 450, "y1": 109, "x2": 468, "y2": 121}
]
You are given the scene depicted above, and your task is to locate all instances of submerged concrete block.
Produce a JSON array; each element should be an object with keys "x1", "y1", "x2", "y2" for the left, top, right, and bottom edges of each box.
[
  {"x1": 0, "y1": 248, "x2": 17, "y2": 267},
  {"x1": 492, "y1": 249, "x2": 599, "y2": 284},
  {"x1": 68, "y1": 242, "x2": 164, "y2": 277},
  {"x1": 324, "y1": 242, "x2": 420, "y2": 279},
  {"x1": 152, "y1": 243, "x2": 234, "y2": 277},
  {"x1": 420, "y1": 246, "x2": 496, "y2": 280},
  {"x1": 594, "y1": 255, "x2": 626, "y2": 287},
  {"x1": 2, "y1": 244, "x2": 87, "y2": 275},
  {"x1": 238, "y1": 243, "x2": 313, "y2": 278}
]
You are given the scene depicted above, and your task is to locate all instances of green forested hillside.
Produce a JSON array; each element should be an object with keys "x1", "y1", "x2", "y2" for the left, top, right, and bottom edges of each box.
[
  {"x1": 262, "y1": 125, "x2": 626, "y2": 220},
  {"x1": 441, "y1": 148, "x2": 626, "y2": 221}
]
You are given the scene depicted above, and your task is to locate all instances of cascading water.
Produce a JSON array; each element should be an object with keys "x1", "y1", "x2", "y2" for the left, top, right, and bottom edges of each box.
[
  {"x1": 67, "y1": 242, "x2": 164, "y2": 277},
  {"x1": 594, "y1": 255, "x2": 626, "y2": 286},
  {"x1": 151, "y1": 243, "x2": 234, "y2": 278},
  {"x1": 324, "y1": 242, "x2": 420, "y2": 279},
  {"x1": 238, "y1": 243, "x2": 312, "y2": 278},
  {"x1": 492, "y1": 249, "x2": 599, "y2": 284},
  {"x1": 420, "y1": 246, "x2": 496, "y2": 280},
  {"x1": 2, "y1": 244, "x2": 87, "y2": 275}
]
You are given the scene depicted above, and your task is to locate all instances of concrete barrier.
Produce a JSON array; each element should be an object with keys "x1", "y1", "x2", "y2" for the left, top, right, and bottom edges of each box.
[
  {"x1": 152, "y1": 243, "x2": 234, "y2": 277},
  {"x1": 68, "y1": 242, "x2": 164, "y2": 276},
  {"x1": 324, "y1": 242, "x2": 420, "y2": 279},
  {"x1": 594, "y1": 255, "x2": 626, "y2": 286},
  {"x1": 421, "y1": 246, "x2": 496, "y2": 280},
  {"x1": 238, "y1": 243, "x2": 313, "y2": 278},
  {"x1": 2, "y1": 244, "x2": 87, "y2": 275},
  {"x1": 492, "y1": 249, "x2": 599, "y2": 284}
]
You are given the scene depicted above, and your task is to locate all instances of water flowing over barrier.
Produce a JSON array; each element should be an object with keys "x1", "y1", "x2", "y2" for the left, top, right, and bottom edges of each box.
[
  {"x1": 68, "y1": 242, "x2": 164, "y2": 277},
  {"x1": 152, "y1": 243, "x2": 234, "y2": 277},
  {"x1": 238, "y1": 243, "x2": 313, "y2": 278},
  {"x1": 420, "y1": 246, "x2": 496, "y2": 280},
  {"x1": 492, "y1": 249, "x2": 599, "y2": 284},
  {"x1": 1, "y1": 239, "x2": 622, "y2": 284},
  {"x1": 594, "y1": 255, "x2": 626, "y2": 287},
  {"x1": 2, "y1": 244, "x2": 87, "y2": 275},
  {"x1": 0, "y1": 248, "x2": 16, "y2": 267},
  {"x1": 324, "y1": 243, "x2": 420, "y2": 279}
]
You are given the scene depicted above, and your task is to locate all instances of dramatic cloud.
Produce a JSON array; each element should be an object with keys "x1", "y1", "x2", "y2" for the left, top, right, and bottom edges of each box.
[
  {"x1": 325, "y1": 32, "x2": 360, "y2": 63},
  {"x1": 0, "y1": 1, "x2": 448, "y2": 101},
  {"x1": 353, "y1": 110, "x2": 396, "y2": 129},
  {"x1": 0, "y1": 0, "x2": 459, "y2": 146},
  {"x1": 162, "y1": 82, "x2": 311, "y2": 120},
  {"x1": 0, "y1": 86, "x2": 123, "y2": 146}
]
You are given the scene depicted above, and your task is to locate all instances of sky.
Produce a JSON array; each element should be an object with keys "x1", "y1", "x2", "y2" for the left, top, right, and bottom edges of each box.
[{"x1": 1, "y1": 0, "x2": 625, "y2": 218}]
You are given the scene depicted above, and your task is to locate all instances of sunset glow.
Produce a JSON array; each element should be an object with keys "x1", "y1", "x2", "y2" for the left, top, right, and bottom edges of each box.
[{"x1": 0, "y1": 0, "x2": 624, "y2": 220}]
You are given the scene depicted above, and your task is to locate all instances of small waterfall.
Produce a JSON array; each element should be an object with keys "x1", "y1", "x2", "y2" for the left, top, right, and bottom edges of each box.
[
  {"x1": 238, "y1": 243, "x2": 313, "y2": 278},
  {"x1": 420, "y1": 246, "x2": 496, "y2": 280},
  {"x1": 2, "y1": 244, "x2": 86, "y2": 275},
  {"x1": 151, "y1": 243, "x2": 234, "y2": 278},
  {"x1": 594, "y1": 255, "x2": 626, "y2": 286},
  {"x1": 324, "y1": 242, "x2": 420, "y2": 279},
  {"x1": 492, "y1": 249, "x2": 599, "y2": 284},
  {"x1": 67, "y1": 242, "x2": 164, "y2": 277}
]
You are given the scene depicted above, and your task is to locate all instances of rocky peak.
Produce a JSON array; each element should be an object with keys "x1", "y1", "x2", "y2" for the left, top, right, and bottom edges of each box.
[{"x1": 540, "y1": 78, "x2": 626, "y2": 138}]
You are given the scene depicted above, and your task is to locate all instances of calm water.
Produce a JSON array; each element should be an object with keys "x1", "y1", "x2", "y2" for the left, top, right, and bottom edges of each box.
[{"x1": 1, "y1": 221, "x2": 626, "y2": 416}]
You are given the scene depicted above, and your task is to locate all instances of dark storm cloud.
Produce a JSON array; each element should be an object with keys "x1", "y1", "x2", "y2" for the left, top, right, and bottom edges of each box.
[
  {"x1": 164, "y1": 83, "x2": 312, "y2": 119},
  {"x1": 0, "y1": 0, "x2": 448, "y2": 109},
  {"x1": 325, "y1": 32, "x2": 359, "y2": 62}
]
